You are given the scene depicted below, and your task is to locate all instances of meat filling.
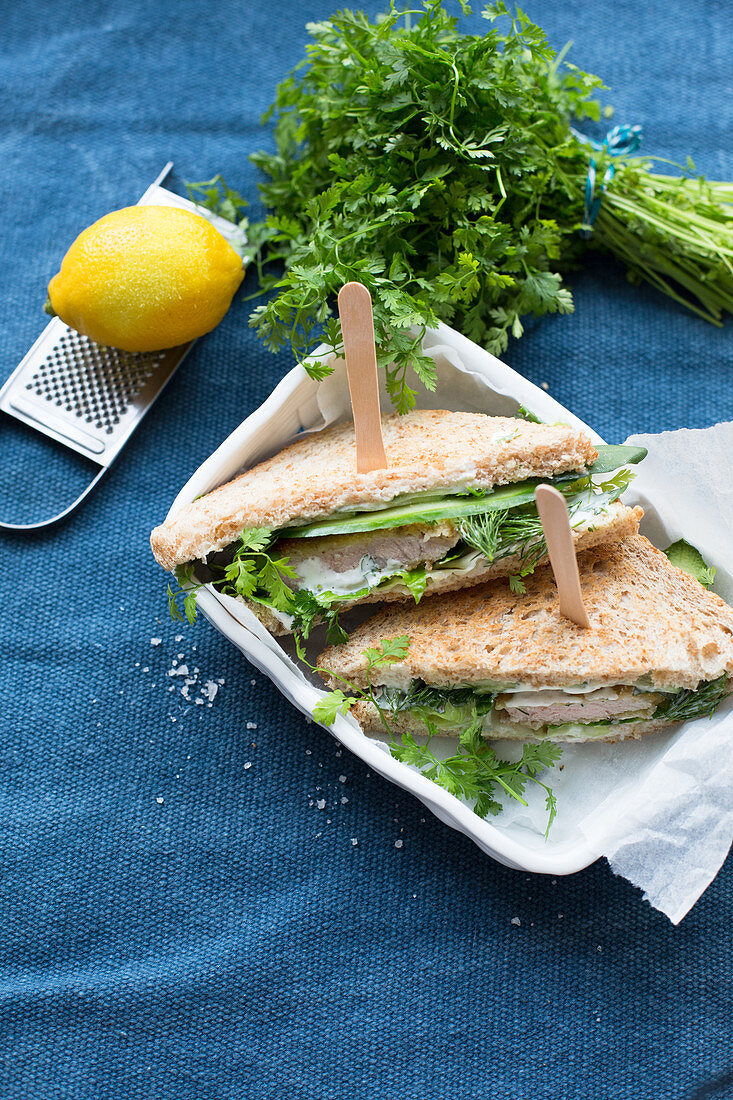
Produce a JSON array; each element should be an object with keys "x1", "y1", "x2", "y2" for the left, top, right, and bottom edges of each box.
[
  {"x1": 495, "y1": 687, "x2": 663, "y2": 729},
  {"x1": 278, "y1": 522, "x2": 461, "y2": 588}
]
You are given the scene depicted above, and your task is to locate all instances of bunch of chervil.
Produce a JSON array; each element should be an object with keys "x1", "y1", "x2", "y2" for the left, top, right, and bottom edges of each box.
[{"x1": 193, "y1": 0, "x2": 733, "y2": 411}]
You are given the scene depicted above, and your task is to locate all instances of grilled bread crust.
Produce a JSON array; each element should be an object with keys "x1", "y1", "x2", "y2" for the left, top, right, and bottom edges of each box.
[
  {"x1": 151, "y1": 410, "x2": 597, "y2": 570},
  {"x1": 319, "y1": 535, "x2": 733, "y2": 693}
]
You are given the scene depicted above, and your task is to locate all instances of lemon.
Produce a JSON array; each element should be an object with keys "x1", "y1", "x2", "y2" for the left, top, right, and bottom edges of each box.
[{"x1": 47, "y1": 205, "x2": 244, "y2": 352}]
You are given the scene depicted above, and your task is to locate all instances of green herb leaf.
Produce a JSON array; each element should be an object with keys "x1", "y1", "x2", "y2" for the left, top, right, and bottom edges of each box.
[
  {"x1": 313, "y1": 689, "x2": 358, "y2": 725},
  {"x1": 664, "y1": 539, "x2": 717, "y2": 589}
]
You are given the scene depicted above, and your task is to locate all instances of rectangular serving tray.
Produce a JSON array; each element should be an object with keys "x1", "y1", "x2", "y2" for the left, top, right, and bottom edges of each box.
[{"x1": 162, "y1": 321, "x2": 732, "y2": 875}]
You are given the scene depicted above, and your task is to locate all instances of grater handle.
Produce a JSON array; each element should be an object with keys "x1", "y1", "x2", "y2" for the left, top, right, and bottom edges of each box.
[{"x1": 0, "y1": 466, "x2": 107, "y2": 531}]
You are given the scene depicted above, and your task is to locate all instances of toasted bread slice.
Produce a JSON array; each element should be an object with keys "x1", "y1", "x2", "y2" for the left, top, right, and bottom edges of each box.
[
  {"x1": 151, "y1": 410, "x2": 597, "y2": 570},
  {"x1": 319, "y1": 535, "x2": 733, "y2": 695}
]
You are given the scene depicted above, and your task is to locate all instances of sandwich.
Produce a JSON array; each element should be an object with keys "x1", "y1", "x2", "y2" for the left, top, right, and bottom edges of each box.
[
  {"x1": 317, "y1": 535, "x2": 733, "y2": 743},
  {"x1": 151, "y1": 409, "x2": 645, "y2": 637}
]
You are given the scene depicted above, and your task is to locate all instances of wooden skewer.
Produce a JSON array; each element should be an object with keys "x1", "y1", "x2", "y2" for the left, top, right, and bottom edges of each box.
[
  {"x1": 337, "y1": 282, "x2": 387, "y2": 473},
  {"x1": 534, "y1": 484, "x2": 590, "y2": 629}
]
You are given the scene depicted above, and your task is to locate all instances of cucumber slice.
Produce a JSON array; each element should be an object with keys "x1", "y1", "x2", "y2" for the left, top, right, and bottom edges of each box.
[
  {"x1": 586, "y1": 444, "x2": 647, "y2": 473},
  {"x1": 278, "y1": 480, "x2": 547, "y2": 538},
  {"x1": 278, "y1": 444, "x2": 645, "y2": 539}
]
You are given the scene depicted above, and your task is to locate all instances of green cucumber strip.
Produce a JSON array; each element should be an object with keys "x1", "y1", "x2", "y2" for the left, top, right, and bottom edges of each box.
[
  {"x1": 279, "y1": 480, "x2": 550, "y2": 538},
  {"x1": 586, "y1": 444, "x2": 647, "y2": 473},
  {"x1": 278, "y1": 444, "x2": 645, "y2": 540}
]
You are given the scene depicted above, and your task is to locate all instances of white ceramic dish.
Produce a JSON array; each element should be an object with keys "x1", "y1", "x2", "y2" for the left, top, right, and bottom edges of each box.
[{"x1": 164, "y1": 322, "x2": 732, "y2": 875}]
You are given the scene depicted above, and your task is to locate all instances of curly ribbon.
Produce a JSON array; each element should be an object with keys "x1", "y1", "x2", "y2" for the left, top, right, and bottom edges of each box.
[{"x1": 575, "y1": 124, "x2": 643, "y2": 237}]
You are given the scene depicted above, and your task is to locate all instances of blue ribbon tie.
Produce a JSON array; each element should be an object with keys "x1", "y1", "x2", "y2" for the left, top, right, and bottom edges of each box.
[{"x1": 577, "y1": 123, "x2": 643, "y2": 237}]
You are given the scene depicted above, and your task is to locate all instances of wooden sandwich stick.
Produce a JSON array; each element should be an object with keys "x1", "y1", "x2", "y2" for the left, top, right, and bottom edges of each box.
[
  {"x1": 534, "y1": 484, "x2": 591, "y2": 629},
  {"x1": 337, "y1": 282, "x2": 387, "y2": 473}
]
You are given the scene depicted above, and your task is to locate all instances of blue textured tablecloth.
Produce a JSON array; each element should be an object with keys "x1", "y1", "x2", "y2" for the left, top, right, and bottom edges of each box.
[{"x1": 1, "y1": 2, "x2": 732, "y2": 1097}]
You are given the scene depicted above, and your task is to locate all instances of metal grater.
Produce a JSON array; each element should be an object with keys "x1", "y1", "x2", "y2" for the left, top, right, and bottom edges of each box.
[{"x1": 0, "y1": 162, "x2": 246, "y2": 531}]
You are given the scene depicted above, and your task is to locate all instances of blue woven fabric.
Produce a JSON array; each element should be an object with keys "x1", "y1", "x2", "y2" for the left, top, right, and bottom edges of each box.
[{"x1": 1, "y1": 2, "x2": 732, "y2": 1097}]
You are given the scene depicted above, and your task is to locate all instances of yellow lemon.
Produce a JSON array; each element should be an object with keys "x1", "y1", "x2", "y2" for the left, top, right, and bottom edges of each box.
[{"x1": 47, "y1": 205, "x2": 244, "y2": 352}]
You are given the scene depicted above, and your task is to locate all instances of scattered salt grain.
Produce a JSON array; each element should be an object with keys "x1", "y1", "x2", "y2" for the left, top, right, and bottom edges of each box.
[
  {"x1": 305, "y1": 749, "x2": 312, "y2": 756},
  {"x1": 218, "y1": 678, "x2": 225, "y2": 686},
  {"x1": 244, "y1": 762, "x2": 252, "y2": 770},
  {"x1": 246, "y1": 721, "x2": 257, "y2": 730},
  {"x1": 194, "y1": 698, "x2": 204, "y2": 706},
  {"x1": 351, "y1": 838, "x2": 358, "y2": 847},
  {"x1": 142, "y1": 667, "x2": 149, "y2": 674},
  {"x1": 250, "y1": 679, "x2": 256, "y2": 686},
  {"x1": 395, "y1": 839, "x2": 403, "y2": 849},
  {"x1": 169, "y1": 665, "x2": 189, "y2": 677},
  {"x1": 155, "y1": 797, "x2": 164, "y2": 805},
  {"x1": 180, "y1": 685, "x2": 190, "y2": 700},
  {"x1": 174, "y1": 635, "x2": 183, "y2": 643},
  {"x1": 316, "y1": 799, "x2": 326, "y2": 810},
  {"x1": 511, "y1": 917, "x2": 521, "y2": 926},
  {"x1": 202, "y1": 681, "x2": 218, "y2": 703},
  {"x1": 338, "y1": 775, "x2": 347, "y2": 784},
  {"x1": 340, "y1": 797, "x2": 348, "y2": 805},
  {"x1": 150, "y1": 638, "x2": 161, "y2": 646}
]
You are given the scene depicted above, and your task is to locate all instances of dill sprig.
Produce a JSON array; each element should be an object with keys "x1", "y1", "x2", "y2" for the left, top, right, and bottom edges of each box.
[{"x1": 653, "y1": 675, "x2": 730, "y2": 723}]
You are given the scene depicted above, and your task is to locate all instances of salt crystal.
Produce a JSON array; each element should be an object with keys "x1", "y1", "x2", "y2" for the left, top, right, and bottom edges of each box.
[
  {"x1": 338, "y1": 775, "x2": 347, "y2": 784},
  {"x1": 250, "y1": 679, "x2": 256, "y2": 686},
  {"x1": 246, "y1": 721, "x2": 257, "y2": 730},
  {"x1": 305, "y1": 750, "x2": 312, "y2": 756},
  {"x1": 150, "y1": 638, "x2": 161, "y2": 646},
  {"x1": 510, "y1": 916, "x2": 521, "y2": 926},
  {"x1": 142, "y1": 667, "x2": 149, "y2": 674},
  {"x1": 202, "y1": 681, "x2": 218, "y2": 702},
  {"x1": 177, "y1": 653, "x2": 184, "y2": 659},
  {"x1": 316, "y1": 799, "x2": 326, "y2": 810},
  {"x1": 218, "y1": 678, "x2": 225, "y2": 686},
  {"x1": 180, "y1": 686, "x2": 190, "y2": 700},
  {"x1": 395, "y1": 839, "x2": 403, "y2": 849},
  {"x1": 155, "y1": 797, "x2": 164, "y2": 805},
  {"x1": 340, "y1": 797, "x2": 348, "y2": 804},
  {"x1": 244, "y1": 762, "x2": 252, "y2": 770},
  {"x1": 175, "y1": 635, "x2": 183, "y2": 643},
  {"x1": 169, "y1": 665, "x2": 189, "y2": 677},
  {"x1": 194, "y1": 698, "x2": 204, "y2": 706},
  {"x1": 351, "y1": 838, "x2": 358, "y2": 847}
]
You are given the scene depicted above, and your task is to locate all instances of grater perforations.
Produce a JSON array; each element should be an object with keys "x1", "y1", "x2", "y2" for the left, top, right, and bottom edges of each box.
[{"x1": 25, "y1": 330, "x2": 164, "y2": 434}]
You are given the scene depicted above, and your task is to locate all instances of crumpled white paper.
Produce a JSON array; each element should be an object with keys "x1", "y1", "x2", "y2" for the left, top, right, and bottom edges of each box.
[{"x1": 578, "y1": 423, "x2": 733, "y2": 923}]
